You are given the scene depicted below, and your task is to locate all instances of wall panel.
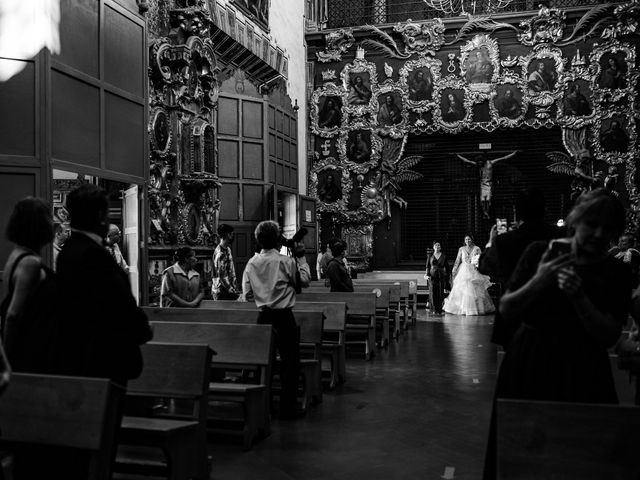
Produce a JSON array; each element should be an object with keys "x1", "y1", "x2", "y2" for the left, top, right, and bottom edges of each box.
[
  {"x1": 0, "y1": 61, "x2": 35, "y2": 157},
  {"x1": 219, "y1": 183, "x2": 239, "y2": 220},
  {"x1": 55, "y1": 0, "x2": 99, "y2": 77},
  {"x1": 104, "y1": 4, "x2": 144, "y2": 96},
  {"x1": 105, "y1": 93, "x2": 144, "y2": 176},
  {"x1": 243, "y1": 184, "x2": 264, "y2": 221},
  {"x1": 218, "y1": 139, "x2": 239, "y2": 177}
]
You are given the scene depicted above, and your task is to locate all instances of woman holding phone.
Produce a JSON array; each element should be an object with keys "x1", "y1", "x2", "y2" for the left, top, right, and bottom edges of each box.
[{"x1": 495, "y1": 188, "x2": 632, "y2": 402}]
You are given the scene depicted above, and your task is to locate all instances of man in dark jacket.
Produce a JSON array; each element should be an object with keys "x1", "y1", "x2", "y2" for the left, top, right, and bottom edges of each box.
[
  {"x1": 479, "y1": 187, "x2": 560, "y2": 348},
  {"x1": 325, "y1": 240, "x2": 353, "y2": 292},
  {"x1": 56, "y1": 184, "x2": 152, "y2": 386}
]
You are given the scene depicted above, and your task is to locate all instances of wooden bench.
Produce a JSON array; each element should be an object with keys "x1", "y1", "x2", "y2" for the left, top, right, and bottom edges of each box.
[
  {"x1": 496, "y1": 398, "x2": 640, "y2": 479},
  {"x1": 305, "y1": 285, "x2": 395, "y2": 345},
  {"x1": 146, "y1": 305, "x2": 324, "y2": 410},
  {"x1": 150, "y1": 321, "x2": 273, "y2": 450},
  {"x1": 360, "y1": 273, "x2": 419, "y2": 325},
  {"x1": 115, "y1": 342, "x2": 213, "y2": 480},
  {"x1": 0, "y1": 373, "x2": 123, "y2": 480},
  {"x1": 297, "y1": 292, "x2": 377, "y2": 360},
  {"x1": 294, "y1": 301, "x2": 347, "y2": 389},
  {"x1": 353, "y1": 279, "x2": 409, "y2": 330}
]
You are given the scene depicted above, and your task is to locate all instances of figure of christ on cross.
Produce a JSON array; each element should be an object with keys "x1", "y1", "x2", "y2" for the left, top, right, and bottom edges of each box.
[{"x1": 455, "y1": 151, "x2": 519, "y2": 219}]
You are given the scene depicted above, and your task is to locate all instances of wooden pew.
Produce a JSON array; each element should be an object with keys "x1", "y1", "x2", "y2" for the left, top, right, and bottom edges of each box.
[
  {"x1": 304, "y1": 285, "x2": 395, "y2": 345},
  {"x1": 116, "y1": 342, "x2": 213, "y2": 480},
  {"x1": 297, "y1": 292, "x2": 377, "y2": 360},
  {"x1": 144, "y1": 306, "x2": 324, "y2": 409},
  {"x1": 353, "y1": 279, "x2": 409, "y2": 330},
  {"x1": 150, "y1": 321, "x2": 273, "y2": 450},
  {"x1": 0, "y1": 373, "x2": 123, "y2": 480},
  {"x1": 360, "y1": 273, "x2": 420, "y2": 325},
  {"x1": 496, "y1": 398, "x2": 640, "y2": 479},
  {"x1": 294, "y1": 301, "x2": 347, "y2": 388},
  {"x1": 196, "y1": 300, "x2": 348, "y2": 389}
]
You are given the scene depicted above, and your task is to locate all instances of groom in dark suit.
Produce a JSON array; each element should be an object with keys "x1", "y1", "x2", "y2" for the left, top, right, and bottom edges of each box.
[
  {"x1": 56, "y1": 184, "x2": 152, "y2": 386},
  {"x1": 479, "y1": 188, "x2": 560, "y2": 349}
]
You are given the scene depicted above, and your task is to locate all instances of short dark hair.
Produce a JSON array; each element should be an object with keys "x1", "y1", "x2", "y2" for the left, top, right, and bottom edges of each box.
[
  {"x1": 432, "y1": 240, "x2": 441, "y2": 246},
  {"x1": 331, "y1": 239, "x2": 347, "y2": 257},
  {"x1": 174, "y1": 246, "x2": 194, "y2": 263},
  {"x1": 217, "y1": 223, "x2": 234, "y2": 237},
  {"x1": 66, "y1": 184, "x2": 108, "y2": 232},
  {"x1": 6, "y1": 197, "x2": 54, "y2": 251},
  {"x1": 515, "y1": 187, "x2": 545, "y2": 221},
  {"x1": 255, "y1": 220, "x2": 280, "y2": 250}
]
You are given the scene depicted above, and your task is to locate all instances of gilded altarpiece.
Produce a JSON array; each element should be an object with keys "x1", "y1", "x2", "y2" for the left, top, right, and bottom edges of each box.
[
  {"x1": 147, "y1": 1, "x2": 222, "y2": 303},
  {"x1": 309, "y1": 2, "x2": 640, "y2": 269}
]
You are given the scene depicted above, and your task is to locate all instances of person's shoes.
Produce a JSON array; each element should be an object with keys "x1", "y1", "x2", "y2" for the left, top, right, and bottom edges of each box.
[{"x1": 278, "y1": 408, "x2": 306, "y2": 420}]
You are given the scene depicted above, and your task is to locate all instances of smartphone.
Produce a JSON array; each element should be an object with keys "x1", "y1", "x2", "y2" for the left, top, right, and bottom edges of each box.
[
  {"x1": 496, "y1": 218, "x2": 507, "y2": 235},
  {"x1": 548, "y1": 239, "x2": 571, "y2": 258}
]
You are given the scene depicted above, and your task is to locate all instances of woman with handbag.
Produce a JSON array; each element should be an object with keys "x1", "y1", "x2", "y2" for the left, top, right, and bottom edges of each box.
[{"x1": 425, "y1": 241, "x2": 449, "y2": 315}]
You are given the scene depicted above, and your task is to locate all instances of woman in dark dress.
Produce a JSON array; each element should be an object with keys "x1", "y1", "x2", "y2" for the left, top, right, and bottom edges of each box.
[
  {"x1": 483, "y1": 189, "x2": 632, "y2": 479},
  {"x1": 0, "y1": 197, "x2": 57, "y2": 374},
  {"x1": 425, "y1": 241, "x2": 449, "y2": 315},
  {"x1": 497, "y1": 188, "x2": 631, "y2": 402}
]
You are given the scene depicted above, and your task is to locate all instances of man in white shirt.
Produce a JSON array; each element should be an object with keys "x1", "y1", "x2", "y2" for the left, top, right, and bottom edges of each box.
[{"x1": 242, "y1": 220, "x2": 310, "y2": 419}]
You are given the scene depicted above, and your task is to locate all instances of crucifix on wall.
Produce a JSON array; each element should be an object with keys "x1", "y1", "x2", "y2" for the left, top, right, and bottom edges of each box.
[{"x1": 455, "y1": 150, "x2": 519, "y2": 219}]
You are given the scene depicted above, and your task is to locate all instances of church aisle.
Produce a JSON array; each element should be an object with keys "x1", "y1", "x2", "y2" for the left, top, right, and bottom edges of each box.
[{"x1": 210, "y1": 312, "x2": 497, "y2": 480}]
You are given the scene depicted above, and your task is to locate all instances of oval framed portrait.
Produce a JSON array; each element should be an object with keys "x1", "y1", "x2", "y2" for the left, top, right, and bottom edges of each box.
[{"x1": 150, "y1": 107, "x2": 171, "y2": 155}]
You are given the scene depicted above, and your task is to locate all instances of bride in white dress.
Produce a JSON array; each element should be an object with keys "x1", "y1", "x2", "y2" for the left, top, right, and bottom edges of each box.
[{"x1": 443, "y1": 235, "x2": 495, "y2": 315}]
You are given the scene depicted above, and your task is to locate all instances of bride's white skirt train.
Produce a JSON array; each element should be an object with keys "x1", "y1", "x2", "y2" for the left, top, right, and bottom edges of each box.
[{"x1": 443, "y1": 263, "x2": 495, "y2": 315}]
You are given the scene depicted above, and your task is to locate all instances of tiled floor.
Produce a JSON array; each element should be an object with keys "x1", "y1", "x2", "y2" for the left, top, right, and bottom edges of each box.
[{"x1": 209, "y1": 310, "x2": 497, "y2": 480}]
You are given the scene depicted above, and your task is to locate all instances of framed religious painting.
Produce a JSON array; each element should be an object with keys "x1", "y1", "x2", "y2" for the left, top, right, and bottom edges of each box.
[
  {"x1": 591, "y1": 40, "x2": 636, "y2": 104},
  {"x1": 399, "y1": 56, "x2": 442, "y2": 112},
  {"x1": 491, "y1": 74, "x2": 527, "y2": 127},
  {"x1": 460, "y1": 34, "x2": 500, "y2": 94},
  {"x1": 557, "y1": 68, "x2": 596, "y2": 128},
  {"x1": 592, "y1": 111, "x2": 636, "y2": 164},
  {"x1": 309, "y1": 164, "x2": 351, "y2": 214},
  {"x1": 375, "y1": 83, "x2": 407, "y2": 136},
  {"x1": 337, "y1": 127, "x2": 381, "y2": 173},
  {"x1": 434, "y1": 76, "x2": 470, "y2": 132},
  {"x1": 310, "y1": 82, "x2": 344, "y2": 137},
  {"x1": 521, "y1": 46, "x2": 564, "y2": 111},
  {"x1": 149, "y1": 107, "x2": 171, "y2": 155},
  {"x1": 341, "y1": 58, "x2": 378, "y2": 116}
]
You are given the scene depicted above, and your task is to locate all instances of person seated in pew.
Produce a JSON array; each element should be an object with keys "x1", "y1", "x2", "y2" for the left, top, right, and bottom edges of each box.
[
  {"x1": 324, "y1": 240, "x2": 353, "y2": 292},
  {"x1": 160, "y1": 247, "x2": 205, "y2": 308},
  {"x1": 242, "y1": 220, "x2": 310, "y2": 420}
]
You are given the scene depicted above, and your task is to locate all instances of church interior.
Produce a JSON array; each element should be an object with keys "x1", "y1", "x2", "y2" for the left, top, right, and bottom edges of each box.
[{"x1": 0, "y1": 0, "x2": 639, "y2": 478}]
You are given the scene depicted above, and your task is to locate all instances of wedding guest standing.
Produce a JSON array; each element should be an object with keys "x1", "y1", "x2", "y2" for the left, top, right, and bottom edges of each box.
[{"x1": 425, "y1": 241, "x2": 449, "y2": 315}]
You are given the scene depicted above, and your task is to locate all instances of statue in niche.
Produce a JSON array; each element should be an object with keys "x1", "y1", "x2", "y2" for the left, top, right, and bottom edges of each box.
[{"x1": 455, "y1": 151, "x2": 519, "y2": 219}]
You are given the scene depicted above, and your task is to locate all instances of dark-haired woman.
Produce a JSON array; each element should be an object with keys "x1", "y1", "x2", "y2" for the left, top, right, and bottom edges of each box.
[
  {"x1": 425, "y1": 241, "x2": 449, "y2": 314},
  {"x1": 0, "y1": 197, "x2": 57, "y2": 373},
  {"x1": 160, "y1": 247, "x2": 204, "y2": 307}
]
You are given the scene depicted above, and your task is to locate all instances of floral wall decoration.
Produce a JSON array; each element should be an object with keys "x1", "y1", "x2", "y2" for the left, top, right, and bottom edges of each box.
[{"x1": 308, "y1": 0, "x2": 640, "y2": 247}]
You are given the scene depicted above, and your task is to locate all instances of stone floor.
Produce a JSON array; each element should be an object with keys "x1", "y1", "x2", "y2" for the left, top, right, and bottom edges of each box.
[{"x1": 209, "y1": 310, "x2": 497, "y2": 480}]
